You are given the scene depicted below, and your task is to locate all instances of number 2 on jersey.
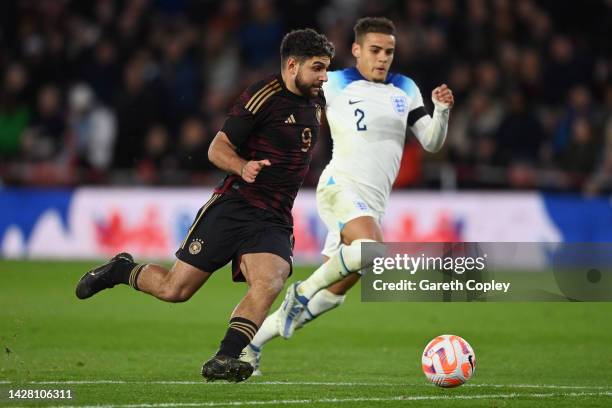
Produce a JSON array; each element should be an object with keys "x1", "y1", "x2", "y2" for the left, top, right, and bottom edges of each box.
[{"x1": 354, "y1": 108, "x2": 367, "y2": 131}]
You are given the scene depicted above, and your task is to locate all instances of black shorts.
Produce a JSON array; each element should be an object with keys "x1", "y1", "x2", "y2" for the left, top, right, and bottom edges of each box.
[{"x1": 176, "y1": 193, "x2": 294, "y2": 281}]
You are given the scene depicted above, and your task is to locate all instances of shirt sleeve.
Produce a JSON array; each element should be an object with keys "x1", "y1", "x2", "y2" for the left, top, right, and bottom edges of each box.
[
  {"x1": 221, "y1": 78, "x2": 282, "y2": 147},
  {"x1": 393, "y1": 74, "x2": 448, "y2": 153},
  {"x1": 405, "y1": 80, "x2": 429, "y2": 127},
  {"x1": 221, "y1": 92, "x2": 257, "y2": 147},
  {"x1": 408, "y1": 80, "x2": 450, "y2": 153}
]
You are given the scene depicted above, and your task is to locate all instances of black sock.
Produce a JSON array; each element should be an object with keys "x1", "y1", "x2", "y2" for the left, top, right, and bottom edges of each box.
[
  {"x1": 127, "y1": 264, "x2": 146, "y2": 290},
  {"x1": 216, "y1": 317, "x2": 259, "y2": 359},
  {"x1": 108, "y1": 258, "x2": 140, "y2": 287}
]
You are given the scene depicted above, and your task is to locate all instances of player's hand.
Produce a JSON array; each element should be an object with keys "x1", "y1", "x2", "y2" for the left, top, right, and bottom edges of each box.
[
  {"x1": 432, "y1": 84, "x2": 454, "y2": 109},
  {"x1": 240, "y1": 159, "x2": 271, "y2": 183}
]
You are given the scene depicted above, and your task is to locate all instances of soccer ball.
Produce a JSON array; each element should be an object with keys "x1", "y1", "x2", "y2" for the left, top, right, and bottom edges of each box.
[{"x1": 422, "y1": 334, "x2": 476, "y2": 388}]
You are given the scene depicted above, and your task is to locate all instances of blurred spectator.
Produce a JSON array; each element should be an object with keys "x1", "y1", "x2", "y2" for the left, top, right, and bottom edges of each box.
[
  {"x1": 136, "y1": 124, "x2": 174, "y2": 184},
  {"x1": 82, "y1": 37, "x2": 122, "y2": 106},
  {"x1": 159, "y1": 25, "x2": 200, "y2": 119},
  {"x1": 410, "y1": 28, "x2": 450, "y2": 94},
  {"x1": 0, "y1": 63, "x2": 30, "y2": 158},
  {"x1": 202, "y1": 29, "x2": 240, "y2": 94},
  {"x1": 0, "y1": 0, "x2": 609, "y2": 193},
  {"x1": 495, "y1": 90, "x2": 544, "y2": 165},
  {"x1": 583, "y1": 87, "x2": 612, "y2": 194},
  {"x1": 239, "y1": 0, "x2": 284, "y2": 69},
  {"x1": 68, "y1": 83, "x2": 116, "y2": 171},
  {"x1": 176, "y1": 117, "x2": 213, "y2": 173},
  {"x1": 446, "y1": 63, "x2": 472, "y2": 107},
  {"x1": 518, "y1": 49, "x2": 544, "y2": 103},
  {"x1": 464, "y1": 0, "x2": 494, "y2": 59},
  {"x1": 543, "y1": 35, "x2": 591, "y2": 104},
  {"x1": 474, "y1": 61, "x2": 503, "y2": 97},
  {"x1": 21, "y1": 84, "x2": 65, "y2": 162},
  {"x1": 553, "y1": 85, "x2": 597, "y2": 158},
  {"x1": 559, "y1": 118, "x2": 599, "y2": 177},
  {"x1": 114, "y1": 52, "x2": 165, "y2": 168},
  {"x1": 448, "y1": 91, "x2": 503, "y2": 164},
  {"x1": 207, "y1": 0, "x2": 242, "y2": 33}
]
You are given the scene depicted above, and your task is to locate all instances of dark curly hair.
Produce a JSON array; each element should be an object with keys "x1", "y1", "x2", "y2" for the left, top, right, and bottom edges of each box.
[
  {"x1": 353, "y1": 17, "x2": 395, "y2": 43},
  {"x1": 280, "y1": 28, "x2": 335, "y2": 65}
]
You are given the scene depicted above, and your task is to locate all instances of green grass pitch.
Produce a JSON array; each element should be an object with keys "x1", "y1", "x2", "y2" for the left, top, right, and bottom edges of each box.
[{"x1": 1, "y1": 260, "x2": 611, "y2": 407}]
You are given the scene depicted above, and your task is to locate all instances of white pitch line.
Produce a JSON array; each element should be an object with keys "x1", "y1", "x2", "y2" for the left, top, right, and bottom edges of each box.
[
  {"x1": 27, "y1": 381, "x2": 402, "y2": 386},
  {"x1": 3, "y1": 391, "x2": 612, "y2": 408},
  {"x1": 465, "y1": 383, "x2": 612, "y2": 390},
  {"x1": 16, "y1": 380, "x2": 612, "y2": 390},
  {"x1": 28, "y1": 381, "x2": 128, "y2": 385}
]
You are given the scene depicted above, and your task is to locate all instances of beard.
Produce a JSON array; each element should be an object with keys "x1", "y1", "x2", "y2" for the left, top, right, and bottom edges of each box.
[{"x1": 295, "y1": 71, "x2": 319, "y2": 97}]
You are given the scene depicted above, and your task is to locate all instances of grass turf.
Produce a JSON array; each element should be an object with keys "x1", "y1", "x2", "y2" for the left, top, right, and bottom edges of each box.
[{"x1": 1, "y1": 260, "x2": 611, "y2": 407}]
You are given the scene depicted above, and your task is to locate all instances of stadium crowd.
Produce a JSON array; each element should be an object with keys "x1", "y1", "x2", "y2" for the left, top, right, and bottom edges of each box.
[{"x1": 0, "y1": 0, "x2": 610, "y2": 193}]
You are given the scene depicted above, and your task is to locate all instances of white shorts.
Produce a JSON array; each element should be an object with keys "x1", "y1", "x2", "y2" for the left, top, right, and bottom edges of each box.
[{"x1": 316, "y1": 172, "x2": 383, "y2": 258}]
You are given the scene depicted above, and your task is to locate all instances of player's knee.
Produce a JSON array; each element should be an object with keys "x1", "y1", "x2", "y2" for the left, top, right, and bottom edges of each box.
[
  {"x1": 249, "y1": 266, "x2": 288, "y2": 296},
  {"x1": 339, "y1": 238, "x2": 381, "y2": 273},
  {"x1": 262, "y1": 272, "x2": 288, "y2": 295}
]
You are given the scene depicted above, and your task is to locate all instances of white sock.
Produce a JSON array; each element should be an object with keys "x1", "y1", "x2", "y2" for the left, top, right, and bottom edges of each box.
[
  {"x1": 251, "y1": 309, "x2": 281, "y2": 349},
  {"x1": 295, "y1": 289, "x2": 345, "y2": 327},
  {"x1": 297, "y1": 239, "x2": 374, "y2": 299},
  {"x1": 250, "y1": 289, "x2": 346, "y2": 349},
  {"x1": 296, "y1": 257, "x2": 344, "y2": 300}
]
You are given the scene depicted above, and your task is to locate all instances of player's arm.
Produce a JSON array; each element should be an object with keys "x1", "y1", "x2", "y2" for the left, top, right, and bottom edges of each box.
[
  {"x1": 210, "y1": 79, "x2": 276, "y2": 183},
  {"x1": 208, "y1": 132, "x2": 270, "y2": 183},
  {"x1": 409, "y1": 84, "x2": 454, "y2": 153}
]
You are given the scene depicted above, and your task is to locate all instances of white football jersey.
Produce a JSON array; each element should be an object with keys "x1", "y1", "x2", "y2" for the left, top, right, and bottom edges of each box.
[{"x1": 321, "y1": 67, "x2": 427, "y2": 212}]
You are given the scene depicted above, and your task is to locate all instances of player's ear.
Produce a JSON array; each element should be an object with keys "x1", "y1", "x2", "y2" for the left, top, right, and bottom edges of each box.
[
  {"x1": 285, "y1": 56, "x2": 299, "y2": 76},
  {"x1": 351, "y1": 42, "x2": 361, "y2": 59}
]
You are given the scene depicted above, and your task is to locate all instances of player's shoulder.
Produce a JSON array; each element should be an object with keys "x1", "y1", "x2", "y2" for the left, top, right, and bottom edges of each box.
[
  {"x1": 241, "y1": 74, "x2": 284, "y2": 114},
  {"x1": 243, "y1": 74, "x2": 282, "y2": 95},
  {"x1": 385, "y1": 72, "x2": 419, "y2": 98},
  {"x1": 325, "y1": 67, "x2": 366, "y2": 94}
]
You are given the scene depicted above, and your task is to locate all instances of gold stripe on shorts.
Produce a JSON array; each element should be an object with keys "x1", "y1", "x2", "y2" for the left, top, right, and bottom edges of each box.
[{"x1": 181, "y1": 193, "x2": 221, "y2": 249}]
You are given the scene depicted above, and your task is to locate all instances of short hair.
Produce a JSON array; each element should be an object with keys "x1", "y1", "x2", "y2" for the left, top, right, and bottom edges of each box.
[
  {"x1": 280, "y1": 28, "x2": 335, "y2": 65},
  {"x1": 353, "y1": 17, "x2": 396, "y2": 43}
]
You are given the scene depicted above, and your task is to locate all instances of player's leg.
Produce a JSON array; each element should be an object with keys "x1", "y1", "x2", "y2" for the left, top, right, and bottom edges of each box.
[
  {"x1": 296, "y1": 215, "x2": 383, "y2": 298},
  {"x1": 76, "y1": 194, "x2": 225, "y2": 301},
  {"x1": 245, "y1": 216, "x2": 384, "y2": 371},
  {"x1": 134, "y1": 260, "x2": 211, "y2": 302},
  {"x1": 278, "y1": 215, "x2": 383, "y2": 338},
  {"x1": 202, "y1": 252, "x2": 290, "y2": 382},
  {"x1": 277, "y1": 178, "x2": 378, "y2": 336},
  {"x1": 242, "y1": 281, "x2": 346, "y2": 375},
  {"x1": 311, "y1": 214, "x2": 384, "y2": 297},
  {"x1": 234, "y1": 253, "x2": 290, "y2": 326},
  {"x1": 289, "y1": 217, "x2": 383, "y2": 327},
  {"x1": 249, "y1": 228, "x2": 343, "y2": 355},
  {"x1": 246, "y1": 263, "x2": 358, "y2": 374},
  {"x1": 75, "y1": 253, "x2": 211, "y2": 301},
  {"x1": 244, "y1": 254, "x2": 344, "y2": 371}
]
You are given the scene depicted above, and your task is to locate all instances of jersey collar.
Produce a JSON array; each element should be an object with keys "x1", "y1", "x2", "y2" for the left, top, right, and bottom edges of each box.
[
  {"x1": 277, "y1": 73, "x2": 318, "y2": 102},
  {"x1": 345, "y1": 67, "x2": 395, "y2": 84}
]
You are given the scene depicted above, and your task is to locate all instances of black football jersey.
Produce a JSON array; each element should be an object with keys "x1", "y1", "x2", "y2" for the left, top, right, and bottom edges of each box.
[{"x1": 215, "y1": 74, "x2": 325, "y2": 226}]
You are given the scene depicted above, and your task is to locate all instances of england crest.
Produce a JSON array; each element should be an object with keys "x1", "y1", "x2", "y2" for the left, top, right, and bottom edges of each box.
[{"x1": 390, "y1": 95, "x2": 407, "y2": 114}]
